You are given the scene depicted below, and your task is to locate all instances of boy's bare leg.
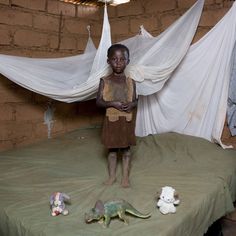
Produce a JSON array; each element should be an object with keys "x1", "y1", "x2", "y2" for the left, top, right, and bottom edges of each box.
[
  {"x1": 104, "y1": 151, "x2": 117, "y2": 185},
  {"x1": 121, "y1": 148, "x2": 131, "y2": 188}
]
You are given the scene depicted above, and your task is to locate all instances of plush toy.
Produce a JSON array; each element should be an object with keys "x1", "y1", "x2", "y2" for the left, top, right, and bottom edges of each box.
[
  {"x1": 50, "y1": 192, "x2": 70, "y2": 216},
  {"x1": 157, "y1": 186, "x2": 180, "y2": 215}
]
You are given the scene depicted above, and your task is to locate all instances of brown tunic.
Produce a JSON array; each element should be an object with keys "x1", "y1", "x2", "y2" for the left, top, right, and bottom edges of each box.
[{"x1": 101, "y1": 77, "x2": 136, "y2": 149}]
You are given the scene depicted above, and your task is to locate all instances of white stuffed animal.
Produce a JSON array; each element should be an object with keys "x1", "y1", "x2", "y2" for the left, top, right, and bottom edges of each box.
[{"x1": 157, "y1": 186, "x2": 180, "y2": 215}]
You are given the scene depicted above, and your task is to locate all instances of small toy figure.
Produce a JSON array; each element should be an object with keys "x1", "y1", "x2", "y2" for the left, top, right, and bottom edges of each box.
[
  {"x1": 84, "y1": 199, "x2": 151, "y2": 228},
  {"x1": 50, "y1": 192, "x2": 70, "y2": 216},
  {"x1": 157, "y1": 186, "x2": 180, "y2": 215}
]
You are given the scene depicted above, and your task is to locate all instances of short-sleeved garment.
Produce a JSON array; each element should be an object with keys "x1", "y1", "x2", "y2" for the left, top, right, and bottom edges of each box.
[{"x1": 101, "y1": 76, "x2": 136, "y2": 149}]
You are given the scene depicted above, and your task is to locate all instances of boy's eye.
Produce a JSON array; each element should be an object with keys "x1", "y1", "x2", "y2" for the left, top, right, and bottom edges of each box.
[{"x1": 111, "y1": 58, "x2": 126, "y2": 62}]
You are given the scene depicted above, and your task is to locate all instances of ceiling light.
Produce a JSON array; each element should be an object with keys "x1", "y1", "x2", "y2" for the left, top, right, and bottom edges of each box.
[
  {"x1": 60, "y1": 0, "x2": 130, "y2": 6},
  {"x1": 99, "y1": 0, "x2": 130, "y2": 6}
]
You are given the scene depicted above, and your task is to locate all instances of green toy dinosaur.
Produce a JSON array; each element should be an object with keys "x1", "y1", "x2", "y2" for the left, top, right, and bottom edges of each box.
[{"x1": 84, "y1": 199, "x2": 151, "y2": 228}]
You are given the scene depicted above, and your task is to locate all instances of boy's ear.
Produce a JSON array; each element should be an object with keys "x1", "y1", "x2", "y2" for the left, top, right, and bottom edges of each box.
[
  {"x1": 127, "y1": 58, "x2": 130, "y2": 65},
  {"x1": 107, "y1": 58, "x2": 110, "y2": 64}
]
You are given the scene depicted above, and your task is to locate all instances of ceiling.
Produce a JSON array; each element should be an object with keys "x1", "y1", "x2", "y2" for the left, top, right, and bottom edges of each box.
[
  {"x1": 59, "y1": 0, "x2": 107, "y2": 6},
  {"x1": 60, "y1": 0, "x2": 131, "y2": 6}
]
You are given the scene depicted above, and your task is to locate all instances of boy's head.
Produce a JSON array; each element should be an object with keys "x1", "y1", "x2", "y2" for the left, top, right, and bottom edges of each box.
[
  {"x1": 107, "y1": 44, "x2": 130, "y2": 59},
  {"x1": 107, "y1": 44, "x2": 130, "y2": 74}
]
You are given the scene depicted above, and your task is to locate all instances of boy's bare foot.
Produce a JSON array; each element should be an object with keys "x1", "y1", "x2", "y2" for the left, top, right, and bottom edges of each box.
[
  {"x1": 121, "y1": 178, "x2": 130, "y2": 188},
  {"x1": 103, "y1": 177, "x2": 116, "y2": 185}
]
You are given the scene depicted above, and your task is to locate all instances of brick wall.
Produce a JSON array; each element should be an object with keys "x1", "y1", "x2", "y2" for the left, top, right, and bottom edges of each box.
[
  {"x1": 0, "y1": 0, "x2": 103, "y2": 151},
  {"x1": 0, "y1": 0, "x2": 235, "y2": 151},
  {"x1": 0, "y1": 0, "x2": 102, "y2": 56}
]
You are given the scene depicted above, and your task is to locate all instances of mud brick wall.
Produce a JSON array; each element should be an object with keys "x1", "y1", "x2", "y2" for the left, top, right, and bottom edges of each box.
[
  {"x1": 0, "y1": 0, "x2": 103, "y2": 151},
  {"x1": 0, "y1": 0, "x2": 235, "y2": 151}
]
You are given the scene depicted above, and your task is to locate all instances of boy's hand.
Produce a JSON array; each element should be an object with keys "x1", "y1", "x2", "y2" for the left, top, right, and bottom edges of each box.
[
  {"x1": 121, "y1": 102, "x2": 133, "y2": 113},
  {"x1": 112, "y1": 101, "x2": 124, "y2": 111}
]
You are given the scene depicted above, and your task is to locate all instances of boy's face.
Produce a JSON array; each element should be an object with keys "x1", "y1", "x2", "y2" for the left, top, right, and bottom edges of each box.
[{"x1": 107, "y1": 49, "x2": 130, "y2": 74}]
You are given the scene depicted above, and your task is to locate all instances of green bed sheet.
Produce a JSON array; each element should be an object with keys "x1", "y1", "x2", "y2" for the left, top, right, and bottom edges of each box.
[{"x1": 0, "y1": 128, "x2": 236, "y2": 236}]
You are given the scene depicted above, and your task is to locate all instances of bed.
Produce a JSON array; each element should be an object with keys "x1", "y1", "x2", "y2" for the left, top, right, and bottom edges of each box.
[{"x1": 0, "y1": 128, "x2": 236, "y2": 236}]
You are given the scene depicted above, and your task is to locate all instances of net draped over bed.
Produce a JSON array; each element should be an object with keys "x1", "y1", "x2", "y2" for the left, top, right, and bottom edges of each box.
[{"x1": 0, "y1": 0, "x2": 236, "y2": 145}]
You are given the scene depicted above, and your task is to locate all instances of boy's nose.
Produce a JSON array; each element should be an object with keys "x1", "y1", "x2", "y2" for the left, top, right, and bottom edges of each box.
[{"x1": 116, "y1": 59, "x2": 123, "y2": 65}]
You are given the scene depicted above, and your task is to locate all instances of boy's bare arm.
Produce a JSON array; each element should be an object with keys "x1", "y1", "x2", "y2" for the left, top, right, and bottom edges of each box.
[{"x1": 96, "y1": 79, "x2": 124, "y2": 111}]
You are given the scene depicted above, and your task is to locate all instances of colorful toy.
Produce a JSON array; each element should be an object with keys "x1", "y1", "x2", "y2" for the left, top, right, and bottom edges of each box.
[
  {"x1": 157, "y1": 186, "x2": 180, "y2": 215},
  {"x1": 84, "y1": 199, "x2": 151, "y2": 228},
  {"x1": 50, "y1": 192, "x2": 70, "y2": 216}
]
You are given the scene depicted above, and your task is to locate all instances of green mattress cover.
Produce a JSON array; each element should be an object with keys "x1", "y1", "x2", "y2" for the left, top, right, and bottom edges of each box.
[{"x1": 0, "y1": 128, "x2": 236, "y2": 236}]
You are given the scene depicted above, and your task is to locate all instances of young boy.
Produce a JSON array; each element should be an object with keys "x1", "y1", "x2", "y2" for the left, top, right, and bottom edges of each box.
[{"x1": 96, "y1": 44, "x2": 137, "y2": 188}]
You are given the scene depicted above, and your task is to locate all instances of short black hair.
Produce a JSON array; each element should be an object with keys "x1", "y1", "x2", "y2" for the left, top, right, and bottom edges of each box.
[{"x1": 107, "y1": 44, "x2": 130, "y2": 59}]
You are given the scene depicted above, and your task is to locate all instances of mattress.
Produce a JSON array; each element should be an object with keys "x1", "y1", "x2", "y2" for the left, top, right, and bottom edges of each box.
[{"x1": 0, "y1": 128, "x2": 236, "y2": 236}]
